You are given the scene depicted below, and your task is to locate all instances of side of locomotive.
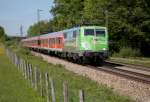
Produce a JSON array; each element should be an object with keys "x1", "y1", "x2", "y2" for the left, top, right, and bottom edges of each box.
[{"x1": 22, "y1": 26, "x2": 108, "y2": 65}]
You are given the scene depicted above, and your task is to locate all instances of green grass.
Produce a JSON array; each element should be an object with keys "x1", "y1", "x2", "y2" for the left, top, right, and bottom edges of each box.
[
  {"x1": 7, "y1": 44, "x2": 134, "y2": 102},
  {"x1": 110, "y1": 57, "x2": 150, "y2": 68},
  {"x1": 0, "y1": 45, "x2": 44, "y2": 102}
]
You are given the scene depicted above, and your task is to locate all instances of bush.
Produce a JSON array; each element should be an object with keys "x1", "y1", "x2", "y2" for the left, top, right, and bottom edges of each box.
[{"x1": 112, "y1": 47, "x2": 141, "y2": 58}]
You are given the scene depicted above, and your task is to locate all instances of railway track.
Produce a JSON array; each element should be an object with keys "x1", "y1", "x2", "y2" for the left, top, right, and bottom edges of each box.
[
  {"x1": 31, "y1": 50, "x2": 150, "y2": 84},
  {"x1": 89, "y1": 61, "x2": 150, "y2": 84}
]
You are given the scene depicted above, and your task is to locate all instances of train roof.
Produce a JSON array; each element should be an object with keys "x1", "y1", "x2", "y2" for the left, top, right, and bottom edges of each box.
[{"x1": 22, "y1": 26, "x2": 106, "y2": 41}]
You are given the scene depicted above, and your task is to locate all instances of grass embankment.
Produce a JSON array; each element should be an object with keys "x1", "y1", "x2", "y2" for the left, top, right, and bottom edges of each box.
[
  {"x1": 110, "y1": 57, "x2": 150, "y2": 68},
  {"x1": 111, "y1": 47, "x2": 150, "y2": 68},
  {"x1": 7, "y1": 44, "x2": 134, "y2": 102},
  {"x1": 0, "y1": 45, "x2": 44, "y2": 102}
]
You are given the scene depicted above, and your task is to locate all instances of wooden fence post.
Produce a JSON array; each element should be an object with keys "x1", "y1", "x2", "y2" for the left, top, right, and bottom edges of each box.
[
  {"x1": 50, "y1": 77, "x2": 56, "y2": 102},
  {"x1": 45, "y1": 73, "x2": 50, "y2": 102},
  {"x1": 21, "y1": 59, "x2": 24, "y2": 74},
  {"x1": 20, "y1": 59, "x2": 23, "y2": 72},
  {"x1": 24, "y1": 61, "x2": 27, "y2": 79},
  {"x1": 15, "y1": 55, "x2": 17, "y2": 67},
  {"x1": 27, "y1": 63, "x2": 30, "y2": 81},
  {"x1": 17, "y1": 56, "x2": 20, "y2": 70},
  {"x1": 19, "y1": 58, "x2": 21, "y2": 71},
  {"x1": 34, "y1": 67, "x2": 38, "y2": 90},
  {"x1": 39, "y1": 71, "x2": 43, "y2": 97},
  {"x1": 79, "y1": 90, "x2": 84, "y2": 102},
  {"x1": 23, "y1": 60, "x2": 26, "y2": 77},
  {"x1": 30, "y1": 65, "x2": 33, "y2": 87},
  {"x1": 63, "y1": 81, "x2": 68, "y2": 102}
]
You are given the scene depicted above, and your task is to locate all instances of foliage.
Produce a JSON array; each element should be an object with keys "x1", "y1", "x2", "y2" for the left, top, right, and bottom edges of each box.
[
  {"x1": 107, "y1": 0, "x2": 150, "y2": 56},
  {"x1": 112, "y1": 47, "x2": 141, "y2": 58},
  {"x1": 27, "y1": 0, "x2": 150, "y2": 57},
  {"x1": 27, "y1": 20, "x2": 53, "y2": 36},
  {"x1": 0, "y1": 26, "x2": 5, "y2": 38},
  {"x1": 0, "y1": 26, "x2": 9, "y2": 42}
]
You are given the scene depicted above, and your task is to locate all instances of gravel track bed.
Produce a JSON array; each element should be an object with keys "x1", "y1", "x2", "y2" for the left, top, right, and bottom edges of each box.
[{"x1": 31, "y1": 51, "x2": 150, "y2": 102}]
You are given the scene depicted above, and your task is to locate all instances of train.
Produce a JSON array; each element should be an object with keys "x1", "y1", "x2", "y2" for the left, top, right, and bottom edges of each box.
[{"x1": 21, "y1": 26, "x2": 108, "y2": 65}]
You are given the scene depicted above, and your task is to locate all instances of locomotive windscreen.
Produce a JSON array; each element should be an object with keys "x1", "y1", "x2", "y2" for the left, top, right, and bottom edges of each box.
[{"x1": 84, "y1": 29, "x2": 105, "y2": 36}]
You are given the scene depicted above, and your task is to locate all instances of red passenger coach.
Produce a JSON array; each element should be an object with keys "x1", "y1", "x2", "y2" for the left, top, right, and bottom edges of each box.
[
  {"x1": 22, "y1": 32, "x2": 64, "y2": 53},
  {"x1": 22, "y1": 36, "x2": 39, "y2": 48},
  {"x1": 39, "y1": 32, "x2": 64, "y2": 51}
]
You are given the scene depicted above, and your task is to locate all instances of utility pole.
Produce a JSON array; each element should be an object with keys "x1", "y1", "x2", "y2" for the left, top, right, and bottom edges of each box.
[
  {"x1": 105, "y1": 10, "x2": 108, "y2": 31},
  {"x1": 37, "y1": 9, "x2": 43, "y2": 34},
  {"x1": 37, "y1": 9, "x2": 43, "y2": 52},
  {"x1": 20, "y1": 25, "x2": 23, "y2": 37}
]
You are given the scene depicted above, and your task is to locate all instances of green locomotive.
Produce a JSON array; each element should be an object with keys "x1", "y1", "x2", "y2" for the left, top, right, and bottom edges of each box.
[{"x1": 63, "y1": 26, "x2": 108, "y2": 64}]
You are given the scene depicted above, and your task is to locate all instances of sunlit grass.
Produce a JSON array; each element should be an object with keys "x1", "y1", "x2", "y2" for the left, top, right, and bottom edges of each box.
[{"x1": 0, "y1": 45, "x2": 44, "y2": 102}]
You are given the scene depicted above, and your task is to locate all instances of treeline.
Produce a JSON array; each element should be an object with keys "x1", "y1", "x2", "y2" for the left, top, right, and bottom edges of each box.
[
  {"x1": 0, "y1": 26, "x2": 5, "y2": 38},
  {"x1": 0, "y1": 26, "x2": 8, "y2": 42},
  {"x1": 28, "y1": 0, "x2": 150, "y2": 56}
]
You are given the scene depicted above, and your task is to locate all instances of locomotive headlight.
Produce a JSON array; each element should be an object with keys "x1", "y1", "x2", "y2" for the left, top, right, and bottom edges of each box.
[{"x1": 103, "y1": 48, "x2": 106, "y2": 50}]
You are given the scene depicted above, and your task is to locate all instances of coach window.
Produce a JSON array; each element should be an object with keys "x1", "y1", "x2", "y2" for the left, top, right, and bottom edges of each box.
[
  {"x1": 64, "y1": 33, "x2": 67, "y2": 39},
  {"x1": 51, "y1": 39, "x2": 53, "y2": 45},
  {"x1": 41, "y1": 40, "x2": 42, "y2": 44},
  {"x1": 38, "y1": 40, "x2": 40, "y2": 45},
  {"x1": 52, "y1": 38, "x2": 55, "y2": 44},
  {"x1": 73, "y1": 31, "x2": 76, "y2": 38},
  {"x1": 46, "y1": 39, "x2": 48, "y2": 44},
  {"x1": 51, "y1": 38, "x2": 52, "y2": 45},
  {"x1": 42, "y1": 39, "x2": 44, "y2": 44},
  {"x1": 58, "y1": 38, "x2": 61, "y2": 44},
  {"x1": 56, "y1": 38, "x2": 58, "y2": 44},
  {"x1": 49, "y1": 38, "x2": 51, "y2": 45},
  {"x1": 57, "y1": 38, "x2": 60, "y2": 44},
  {"x1": 69, "y1": 31, "x2": 73, "y2": 39},
  {"x1": 44, "y1": 40, "x2": 45, "y2": 44},
  {"x1": 52, "y1": 39, "x2": 53, "y2": 44}
]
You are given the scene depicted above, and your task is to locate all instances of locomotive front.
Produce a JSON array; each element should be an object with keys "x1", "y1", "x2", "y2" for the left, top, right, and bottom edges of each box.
[{"x1": 79, "y1": 26, "x2": 108, "y2": 64}]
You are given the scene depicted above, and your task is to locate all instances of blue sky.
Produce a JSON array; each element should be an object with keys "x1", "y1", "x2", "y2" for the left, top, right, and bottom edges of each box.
[{"x1": 0, "y1": 0, "x2": 54, "y2": 36}]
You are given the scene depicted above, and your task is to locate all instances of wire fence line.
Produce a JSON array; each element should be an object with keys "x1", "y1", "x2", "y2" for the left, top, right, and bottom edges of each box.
[{"x1": 6, "y1": 49, "x2": 85, "y2": 102}]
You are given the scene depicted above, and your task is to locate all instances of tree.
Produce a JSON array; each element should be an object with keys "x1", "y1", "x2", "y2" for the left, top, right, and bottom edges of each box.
[
  {"x1": 0, "y1": 26, "x2": 5, "y2": 38},
  {"x1": 106, "y1": 0, "x2": 150, "y2": 56},
  {"x1": 83, "y1": 0, "x2": 106, "y2": 25},
  {"x1": 27, "y1": 20, "x2": 53, "y2": 37},
  {"x1": 51, "y1": 0, "x2": 84, "y2": 30}
]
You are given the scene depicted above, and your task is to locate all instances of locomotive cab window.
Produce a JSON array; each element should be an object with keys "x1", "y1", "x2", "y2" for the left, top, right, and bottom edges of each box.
[
  {"x1": 84, "y1": 29, "x2": 94, "y2": 36},
  {"x1": 96, "y1": 29, "x2": 105, "y2": 37}
]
